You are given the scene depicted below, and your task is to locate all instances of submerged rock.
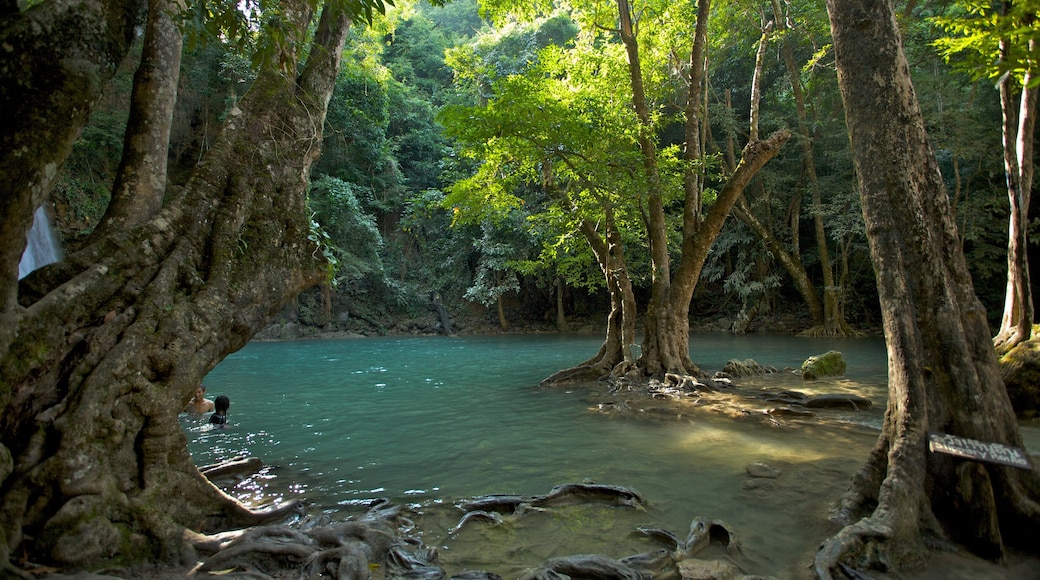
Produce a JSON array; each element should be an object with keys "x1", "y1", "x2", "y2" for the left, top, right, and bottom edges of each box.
[
  {"x1": 677, "y1": 558, "x2": 742, "y2": 579},
  {"x1": 804, "y1": 393, "x2": 872, "y2": 410},
  {"x1": 745, "y1": 462, "x2": 781, "y2": 479}
]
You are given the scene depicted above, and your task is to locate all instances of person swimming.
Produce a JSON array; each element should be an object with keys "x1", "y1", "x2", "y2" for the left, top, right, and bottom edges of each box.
[
  {"x1": 209, "y1": 395, "x2": 229, "y2": 428},
  {"x1": 184, "y1": 384, "x2": 215, "y2": 413}
]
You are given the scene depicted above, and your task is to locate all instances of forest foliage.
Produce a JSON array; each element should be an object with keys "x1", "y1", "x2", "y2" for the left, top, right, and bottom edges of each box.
[{"x1": 46, "y1": 0, "x2": 1028, "y2": 335}]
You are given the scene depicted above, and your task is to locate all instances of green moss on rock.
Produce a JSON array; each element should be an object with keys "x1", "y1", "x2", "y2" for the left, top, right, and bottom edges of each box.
[
  {"x1": 999, "y1": 337, "x2": 1040, "y2": 418},
  {"x1": 801, "y1": 350, "x2": 846, "y2": 380}
]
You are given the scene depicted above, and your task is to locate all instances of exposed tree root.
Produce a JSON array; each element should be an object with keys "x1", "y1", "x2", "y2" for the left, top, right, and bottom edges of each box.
[
  {"x1": 180, "y1": 482, "x2": 750, "y2": 579},
  {"x1": 993, "y1": 327, "x2": 1029, "y2": 357},
  {"x1": 797, "y1": 323, "x2": 862, "y2": 338},
  {"x1": 814, "y1": 517, "x2": 896, "y2": 579},
  {"x1": 539, "y1": 364, "x2": 605, "y2": 387}
]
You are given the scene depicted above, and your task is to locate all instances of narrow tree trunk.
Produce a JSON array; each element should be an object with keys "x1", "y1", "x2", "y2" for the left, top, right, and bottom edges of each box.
[
  {"x1": 771, "y1": 0, "x2": 854, "y2": 337},
  {"x1": 555, "y1": 275, "x2": 568, "y2": 332},
  {"x1": 994, "y1": 36, "x2": 1037, "y2": 353},
  {"x1": 732, "y1": 200, "x2": 824, "y2": 325},
  {"x1": 815, "y1": 1, "x2": 1040, "y2": 575},
  {"x1": 0, "y1": 0, "x2": 352, "y2": 569},
  {"x1": 542, "y1": 213, "x2": 634, "y2": 384},
  {"x1": 497, "y1": 293, "x2": 509, "y2": 334},
  {"x1": 722, "y1": 19, "x2": 825, "y2": 329}
]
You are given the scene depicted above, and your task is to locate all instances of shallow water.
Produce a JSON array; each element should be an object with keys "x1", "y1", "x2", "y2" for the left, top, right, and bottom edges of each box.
[{"x1": 181, "y1": 333, "x2": 1037, "y2": 577}]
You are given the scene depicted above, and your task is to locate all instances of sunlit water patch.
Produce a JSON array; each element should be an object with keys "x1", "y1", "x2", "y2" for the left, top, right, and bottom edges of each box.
[{"x1": 180, "y1": 333, "x2": 1037, "y2": 577}]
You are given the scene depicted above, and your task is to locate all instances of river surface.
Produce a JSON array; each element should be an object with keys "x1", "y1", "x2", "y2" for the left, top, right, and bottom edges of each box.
[{"x1": 180, "y1": 333, "x2": 1039, "y2": 578}]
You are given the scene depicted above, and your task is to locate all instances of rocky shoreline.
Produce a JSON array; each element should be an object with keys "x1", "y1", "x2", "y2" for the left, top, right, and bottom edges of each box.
[{"x1": 255, "y1": 307, "x2": 881, "y2": 342}]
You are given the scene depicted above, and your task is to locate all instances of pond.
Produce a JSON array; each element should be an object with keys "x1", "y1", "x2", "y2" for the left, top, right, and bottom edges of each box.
[{"x1": 180, "y1": 333, "x2": 1037, "y2": 577}]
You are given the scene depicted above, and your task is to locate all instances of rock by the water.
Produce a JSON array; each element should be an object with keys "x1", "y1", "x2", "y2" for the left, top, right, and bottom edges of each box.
[
  {"x1": 757, "y1": 390, "x2": 808, "y2": 405},
  {"x1": 800, "y1": 350, "x2": 846, "y2": 380},
  {"x1": 745, "y1": 462, "x2": 781, "y2": 479},
  {"x1": 999, "y1": 338, "x2": 1040, "y2": 417},
  {"x1": 721, "y1": 359, "x2": 764, "y2": 377}
]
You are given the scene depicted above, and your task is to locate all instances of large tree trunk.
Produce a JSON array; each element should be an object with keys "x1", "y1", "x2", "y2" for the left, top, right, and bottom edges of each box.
[
  {"x1": 640, "y1": 130, "x2": 789, "y2": 376},
  {"x1": 814, "y1": 1, "x2": 1040, "y2": 576},
  {"x1": 0, "y1": 0, "x2": 142, "y2": 361},
  {"x1": 636, "y1": 1, "x2": 789, "y2": 377},
  {"x1": 0, "y1": 0, "x2": 352, "y2": 570}
]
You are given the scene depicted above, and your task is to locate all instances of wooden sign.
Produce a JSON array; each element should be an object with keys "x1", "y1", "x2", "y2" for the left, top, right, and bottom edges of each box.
[{"x1": 928, "y1": 433, "x2": 1033, "y2": 470}]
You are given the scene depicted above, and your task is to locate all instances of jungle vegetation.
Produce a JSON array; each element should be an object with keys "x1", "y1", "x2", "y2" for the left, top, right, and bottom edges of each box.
[{"x1": 42, "y1": 0, "x2": 1029, "y2": 342}]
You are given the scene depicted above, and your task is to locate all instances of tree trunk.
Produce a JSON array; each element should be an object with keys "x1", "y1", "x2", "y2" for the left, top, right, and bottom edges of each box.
[
  {"x1": 993, "y1": 34, "x2": 1037, "y2": 353},
  {"x1": 0, "y1": 0, "x2": 142, "y2": 361},
  {"x1": 640, "y1": 131, "x2": 789, "y2": 375},
  {"x1": 429, "y1": 292, "x2": 454, "y2": 335},
  {"x1": 722, "y1": 69, "x2": 826, "y2": 330},
  {"x1": 89, "y1": 0, "x2": 184, "y2": 241},
  {"x1": 496, "y1": 289, "x2": 509, "y2": 331},
  {"x1": 542, "y1": 213, "x2": 635, "y2": 385},
  {"x1": 771, "y1": 0, "x2": 854, "y2": 337},
  {"x1": 611, "y1": 0, "x2": 789, "y2": 379},
  {"x1": 815, "y1": 1, "x2": 1040, "y2": 575},
  {"x1": 555, "y1": 275, "x2": 568, "y2": 332},
  {"x1": 732, "y1": 200, "x2": 824, "y2": 325},
  {"x1": 0, "y1": 0, "x2": 352, "y2": 570}
]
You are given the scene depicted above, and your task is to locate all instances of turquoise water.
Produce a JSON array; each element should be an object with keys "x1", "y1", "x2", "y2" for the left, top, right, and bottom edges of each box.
[{"x1": 178, "y1": 334, "x2": 912, "y2": 576}]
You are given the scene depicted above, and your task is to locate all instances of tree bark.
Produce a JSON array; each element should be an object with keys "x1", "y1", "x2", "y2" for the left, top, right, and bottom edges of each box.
[
  {"x1": 772, "y1": 0, "x2": 853, "y2": 337},
  {"x1": 89, "y1": 0, "x2": 185, "y2": 241},
  {"x1": 637, "y1": 0, "x2": 789, "y2": 376},
  {"x1": 815, "y1": 0, "x2": 1040, "y2": 575},
  {"x1": 542, "y1": 212, "x2": 635, "y2": 385},
  {"x1": 0, "y1": 0, "x2": 352, "y2": 570},
  {"x1": 0, "y1": 0, "x2": 143, "y2": 361},
  {"x1": 993, "y1": 33, "x2": 1037, "y2": 353},
  {"x1": 732, "y1": 200, "x2": 824, "y2": 325},
  {"x1": 555, "y1": 275, "x2": 569, "y2": 332}
]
